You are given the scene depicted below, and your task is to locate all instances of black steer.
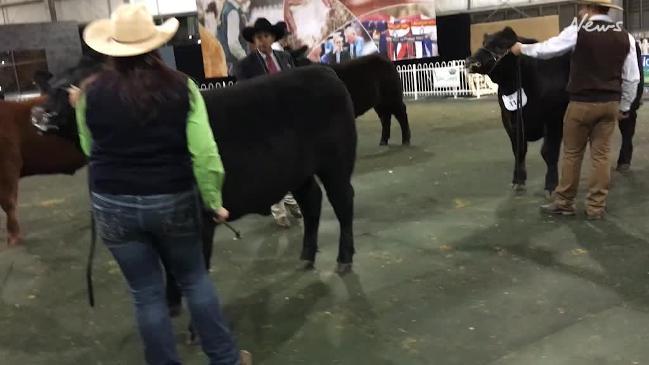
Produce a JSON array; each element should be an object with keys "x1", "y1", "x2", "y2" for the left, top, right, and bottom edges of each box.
[
  {"x1": 33, "y1": 60, "x2": 359, "y2": 312},
  {"x1": 467, "y1": 27, "x2": 570, "y2": 195},
  {"x1": 290, "y1": 49, "x2": 411, "y2": 146}
]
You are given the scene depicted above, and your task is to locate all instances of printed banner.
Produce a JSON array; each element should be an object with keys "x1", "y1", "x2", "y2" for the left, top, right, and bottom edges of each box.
[
  {"x1": 432, "y1": 65, "x2": 460, "y2": 88},
  {"x1": 196, "y1": 0, "x2": 437, "y2": 77}
]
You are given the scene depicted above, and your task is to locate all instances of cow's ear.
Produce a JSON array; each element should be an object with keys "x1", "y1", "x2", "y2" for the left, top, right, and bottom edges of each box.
[
  {"x1": 502, "y1": 26, "x2": 517, "y2": 39},
  {"x1": 33, "y1": 70, "x2": 53, "y2": 93}
]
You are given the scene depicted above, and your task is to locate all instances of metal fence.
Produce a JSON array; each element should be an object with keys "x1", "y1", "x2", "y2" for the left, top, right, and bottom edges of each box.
[{"x1": 396, "y1": 60, "x2": 499, "y2": 100}]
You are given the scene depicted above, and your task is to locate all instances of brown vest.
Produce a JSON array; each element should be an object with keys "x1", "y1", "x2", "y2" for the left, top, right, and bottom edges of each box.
[{"x1": 567, "y1": 20, "x2": 630, "y2": 103}]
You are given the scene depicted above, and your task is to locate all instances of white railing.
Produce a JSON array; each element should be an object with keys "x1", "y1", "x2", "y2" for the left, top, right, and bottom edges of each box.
[{"x1": 397, "y1": 60, "x2": 499, "y2": 100}]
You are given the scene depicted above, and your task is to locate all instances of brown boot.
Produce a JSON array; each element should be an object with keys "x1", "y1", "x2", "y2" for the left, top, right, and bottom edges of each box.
[
  {"x1": 240, "y1": 350, "x2": 253, "y2": 365},
  {"x1": 540, "y1": 203, "x2": 576, "y2": 216}
]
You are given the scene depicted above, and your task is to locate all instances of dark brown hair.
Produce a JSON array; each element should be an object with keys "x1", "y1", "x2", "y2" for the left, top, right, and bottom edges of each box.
[{"x1": 91, "y1": 51, "x2": 188, "y2": 123}]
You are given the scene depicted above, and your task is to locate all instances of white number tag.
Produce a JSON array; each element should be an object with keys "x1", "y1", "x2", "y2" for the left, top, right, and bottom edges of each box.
[{"x1": 502, "y1": 89, "x2": 528, "y2": 111}]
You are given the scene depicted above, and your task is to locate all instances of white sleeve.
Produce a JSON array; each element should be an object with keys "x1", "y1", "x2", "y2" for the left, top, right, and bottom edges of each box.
[
  {"x1": 227, "y1": 12, "x2": 247, "y2": 60},
  {"x1": 521, "y1": 25, "x2": 578, "y2": 60},
  {"x1": 620, "y1": 34, "x2": 641, "y2": 112}
]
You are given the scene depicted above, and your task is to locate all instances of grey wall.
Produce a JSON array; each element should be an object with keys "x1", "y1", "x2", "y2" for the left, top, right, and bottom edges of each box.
[{"x1": 0, "y1": 21, "x2": 82, "y2": 75}]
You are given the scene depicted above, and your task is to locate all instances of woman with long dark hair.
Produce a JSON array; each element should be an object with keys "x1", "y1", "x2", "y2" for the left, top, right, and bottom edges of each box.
[{"x1": 74, "y1": 4, "x2": 251, "y2": 364}]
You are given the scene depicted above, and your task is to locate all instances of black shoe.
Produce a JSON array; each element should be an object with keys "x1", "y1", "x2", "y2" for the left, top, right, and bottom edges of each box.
[
  {"x1": 540, "y1": 203, "x2": 576, "y2": 216},
  {"x1": 616, "y1": 164, "x2": 631, "y2": 173}
]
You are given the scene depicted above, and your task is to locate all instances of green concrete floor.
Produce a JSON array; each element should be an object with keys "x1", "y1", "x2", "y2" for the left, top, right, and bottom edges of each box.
[{"x1": 2, "y1": 98, "x2": 649, "y2": 365}]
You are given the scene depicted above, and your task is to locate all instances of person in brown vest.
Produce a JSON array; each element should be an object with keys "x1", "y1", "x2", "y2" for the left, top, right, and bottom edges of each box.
[{"x1": 511, "y1": 0, "x2": 640, "y2": 220}]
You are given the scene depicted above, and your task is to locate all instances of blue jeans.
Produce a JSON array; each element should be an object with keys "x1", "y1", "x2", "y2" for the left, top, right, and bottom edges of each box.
[{"x1": 92, "y1": 190, "x2": 239, "y2": 365}]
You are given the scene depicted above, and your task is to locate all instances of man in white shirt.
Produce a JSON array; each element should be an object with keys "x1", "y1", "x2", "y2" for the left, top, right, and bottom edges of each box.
[{"x1": 510, "y1": 0, "x2": 640, "y2": 219}]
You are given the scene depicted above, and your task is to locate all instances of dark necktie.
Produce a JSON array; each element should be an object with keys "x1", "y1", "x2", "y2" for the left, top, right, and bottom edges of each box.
[{"x1": 265, "y1": 53, "x2": 279, "y2": 74}]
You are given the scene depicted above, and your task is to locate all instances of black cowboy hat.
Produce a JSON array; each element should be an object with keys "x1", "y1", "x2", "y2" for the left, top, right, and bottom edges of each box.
[{"x1": 242, "y1": 18, "x2": 287, "y2": 43}]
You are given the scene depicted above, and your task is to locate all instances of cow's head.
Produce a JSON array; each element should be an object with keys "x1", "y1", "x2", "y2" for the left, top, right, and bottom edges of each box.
[
  {"x1": 466, "y1": 27, "x2": 519, "y2": 75},
  {"x1": 32, "y1": 56, "x2": 103, "y2": 141}
]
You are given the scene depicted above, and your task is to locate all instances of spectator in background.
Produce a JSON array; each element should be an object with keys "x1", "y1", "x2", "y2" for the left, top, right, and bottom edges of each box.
[
  {"x1": 617, "y1": 40, "x2": 645, "y2": 172},
  {"x1": 217, "y1": 0, "x2": 250, "y2": 73},
  {"x1": 344, "y1": 24, "x2": 364, "y2": 59},
  {"x1": 640, "y1": 37, "x2": 649, "y2": 55},
  {"x1": 233, "y1": 18, "x2": 302, "y2": 228},
  {"x1": 325, "y1": 33, "x2": 351, "y2": 64}
]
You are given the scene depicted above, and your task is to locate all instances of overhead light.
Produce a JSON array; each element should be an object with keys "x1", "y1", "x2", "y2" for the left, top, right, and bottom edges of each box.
[
  {"x1": 197, "y1": 39, "x2": 202, "y2": 45},
  {"x1": 189, "y1": 35, "x2": 193, "y2": 39}
]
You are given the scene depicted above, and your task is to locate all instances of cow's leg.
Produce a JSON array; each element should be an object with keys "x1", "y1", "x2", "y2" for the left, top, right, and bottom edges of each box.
[
  {"x1": 201, "y1": 210, "x2": 217, "y2": 270},
  {"x1": 187, "y1": 211, "x2": 218, "y2": 344},
  {"x1": 292, "y1": 177, "x2": 322, "y2": 269},
  {"x1": 0, "y1": 146, "x2": 21, "y2": 246},
  {"x1": 512, "y1": 142, "x2": 528, "y2": 192},
  {"x1": 375, "y1": 107, "x2": 391, "y2": 146},
  {"x1": 394, "y1": 102, "x2": 411, "y2": 146},
  {"x1": 318, "y1": 173, "x2": 355, "y2": 275},
  {"x1": 165, "y1": 211, "x2": 215, "y2": 318},
  {"x1": 541, "y1": 125, "x2": 562, "y2": 197},
  {"x1": 502, "y1": 112, "x2": 527, "y2": 191}
]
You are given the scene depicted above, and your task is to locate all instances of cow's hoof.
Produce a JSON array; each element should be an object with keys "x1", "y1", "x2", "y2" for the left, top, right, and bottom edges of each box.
[
  {"x1": 301, "y1": 260, "x2": 315, "y2": 271},
  {"x1": 186, "y1": 325, "x2": 198, "y2": 345},
  {"x1": 544, "y1": 190, "x2": 553, "y2": 201},
  {"x1": 168, "y1": 304, "x2": 182, "y2": 318},
  {"x1": 335, "y1": 263, "x2": 353, "y2": 275},
  {"x1": 617, "y1": 164, "x2": 631, "y2": 173},
  {"x1": 402, "y1": 140, "x2": 411, "y2": 146},
  {"x1": 186, "y1": 332, "x2": 199, "y2": 346},
  {"x1": 379, "y1": 140, "x2": 389, "y2": 146},
  {"x1": 7, "y1": 236, "x2": 21, "y2": 246},
  {"x1": 300, "y1": 249, "x2": 317, "y2": 263},
  {"x1": 512, "y1": 184, "x2": 526, "y2": 193}
]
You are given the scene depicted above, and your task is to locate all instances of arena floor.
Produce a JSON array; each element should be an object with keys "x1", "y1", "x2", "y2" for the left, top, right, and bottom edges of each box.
[{"x1": 2, "y1": 98, "x2": 649, "y2": 365}]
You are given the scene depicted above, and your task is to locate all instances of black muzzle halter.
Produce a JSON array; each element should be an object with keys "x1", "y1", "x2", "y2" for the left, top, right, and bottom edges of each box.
[{"x1": 478, "y1": 46, "x2": 510, "y2": 74}]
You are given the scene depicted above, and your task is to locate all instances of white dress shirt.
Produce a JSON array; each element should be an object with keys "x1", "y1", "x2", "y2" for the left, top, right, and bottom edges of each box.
[{"x1": 521, "y1": 14, "x2": 640, "y2": 111}]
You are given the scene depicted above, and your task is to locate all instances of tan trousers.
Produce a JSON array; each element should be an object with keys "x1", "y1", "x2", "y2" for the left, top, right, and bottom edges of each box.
[{"x1": 554, "y1": 101, "x2": 618, "y2": 215}]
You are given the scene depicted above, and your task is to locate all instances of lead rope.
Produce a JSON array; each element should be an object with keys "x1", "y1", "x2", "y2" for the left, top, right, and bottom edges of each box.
[
  {"x1": 87, "y1": 209, "x2": 96, "y2": 307},
  {"x1": 86, "y1": 168, "x2": 96, "y2": 307},
  {"x1": 514, "y1": 57, "x2": 525, "y2": 174}
]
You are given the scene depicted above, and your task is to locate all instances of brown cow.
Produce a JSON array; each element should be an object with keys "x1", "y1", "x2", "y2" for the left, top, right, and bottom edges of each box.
[{"x1": 0, "y1": 98, "x2": 86, "y2": 246}]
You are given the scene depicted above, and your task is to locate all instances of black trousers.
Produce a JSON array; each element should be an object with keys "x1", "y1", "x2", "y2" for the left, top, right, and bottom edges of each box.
[{"x1": 618, "y1": 109, "x2": 638, "y2": 166}]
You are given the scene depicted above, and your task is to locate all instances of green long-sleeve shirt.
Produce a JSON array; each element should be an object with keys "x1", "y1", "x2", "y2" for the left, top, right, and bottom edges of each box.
[{"x1": 76, "y1": 80, "x2": 225, "y2": 211}]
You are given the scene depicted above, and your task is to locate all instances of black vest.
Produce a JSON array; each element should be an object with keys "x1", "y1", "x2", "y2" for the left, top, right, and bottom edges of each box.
[
  {"x1": 85, "y1": 78, "x2": 193, "y2": 195},
  {"x1": 567, "y1": 20, "x2": 630, "y2": 102}
]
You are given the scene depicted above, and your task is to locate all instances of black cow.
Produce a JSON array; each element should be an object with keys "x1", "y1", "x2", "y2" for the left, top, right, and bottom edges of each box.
[
  {"x1": 33, "y1": 61, "x2": 358, "y2": 277},
  {"x1": 466, "y1": 27, "x2": 570, "y2": 195},
  {"x1": 290, "y1": 48, "x2": 411, "y2": 146}
]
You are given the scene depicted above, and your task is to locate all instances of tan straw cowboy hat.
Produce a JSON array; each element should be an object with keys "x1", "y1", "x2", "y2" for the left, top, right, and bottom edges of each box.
[
  {"x1": 578, "y1": 0, "x2": 623, "y2": 11},
  {"x1": 83, "y1": 3, "x2": 179, "y2": 57}
]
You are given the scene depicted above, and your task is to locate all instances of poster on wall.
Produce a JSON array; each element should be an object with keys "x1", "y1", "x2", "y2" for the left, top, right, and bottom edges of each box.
[{"x1": 196, "y1": 0, "x2": 437, "y2": 77}]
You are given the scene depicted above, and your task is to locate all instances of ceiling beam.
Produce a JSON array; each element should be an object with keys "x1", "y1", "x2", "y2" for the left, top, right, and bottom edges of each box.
[{"x1": 0, "y1": 0, "x2": 43, "y2": 9}]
